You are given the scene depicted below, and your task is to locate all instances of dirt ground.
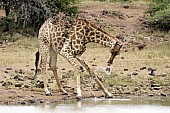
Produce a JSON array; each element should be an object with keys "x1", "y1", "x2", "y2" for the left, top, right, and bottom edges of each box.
[{"x1": 0, "y1": 1, "x2": 170, "y2": 105}]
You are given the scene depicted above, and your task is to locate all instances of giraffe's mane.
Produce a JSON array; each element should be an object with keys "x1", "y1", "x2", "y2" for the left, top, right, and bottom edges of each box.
[{"x1": 76, "y1": 18, "x2": 119, "y2": 41}]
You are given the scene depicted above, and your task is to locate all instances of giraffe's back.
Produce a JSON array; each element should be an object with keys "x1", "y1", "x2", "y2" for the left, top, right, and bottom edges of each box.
[{"x1": 38, "y1": 15, "x2": 72, "y2": 53}]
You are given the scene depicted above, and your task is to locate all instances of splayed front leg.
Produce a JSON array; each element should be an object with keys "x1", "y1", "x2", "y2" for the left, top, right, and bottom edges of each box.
[
  {"x1": 76, "y1": 57, "x2": 113, "y2": 98},
  {"x1": 76, "y1": 70, "x2": 82, "y2": 100}
]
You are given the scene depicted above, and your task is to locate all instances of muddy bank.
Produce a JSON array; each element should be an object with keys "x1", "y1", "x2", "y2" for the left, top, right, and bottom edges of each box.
[{"x1": 0, "y1": 66, "x2": 169, "y2": 105}]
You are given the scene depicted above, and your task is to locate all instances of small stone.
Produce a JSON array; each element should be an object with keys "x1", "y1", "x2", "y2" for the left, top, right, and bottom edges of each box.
[
  {"x1": 134, "y1": 87, "x2": 140, "y2": 91},
  {"x1": 160, "y1": 93, "x2": 167, "y2": 97},
  {"x1": 30, "y1": 69, "x2": 34, "y2": 71},
  {"x1": 36, "y1": 80, "x2": 44, "y2": 88},
  {"x1": 140, "y1": 67, "x2": 147, "y2": 70},
  {"x1": 165, "y1": 65, "x2": 170, "y2": 68},
  {"x1": 2, "y1": 81, "x2": 13, "y2": 87},
  {"x1": 20, "y1": 101, "x2": 26, "y2": 105},
  {"x1": 40, "y1": 100, "x2": 45, "y2": 103},
  {"x1": 24, "y1": 84, "x2": 30, "y2": 88},
  {"x1": 148, "y1": 93, "x2": 154, "y2": 96},
  {"x1": 19, "y1": 69, "x2": 23, "y2": 74},
  {"x1": 92, "y1": 64, "x2": 97, "y2": 66},
  {"x1": 149, "y1": 72, "x2": 155, "y2": 76},
  {"x1": 121, "y1": 57, "x2": 125, "y2": 59},
  {"x1": 153, "y1": 87, "x2": 161, "y2": 90},
  {"x1": 15, "y1": 70, "x2": 19, "y2": 73},
  {"x1": 4, "y1": 70, "x2": 8, "y2": 73},
  {"x1": 15, "y1": 82, "x2": 23, "y2": 87},
  {"x1": 127, "y1": 74, "x2": 131, "y2": 77},
  {"x1": 14, "y1": 74, "x2": 24, "y2": 81},
  {"x1": 151, "y1": 84, "x2": 160, "y2": 87},
  {"x1": 124, "y1": 68, "x2": 128, "y2": 71},
  {"x1": 6, "y1": 68, "x2": 12, "y2": 70},
  {"x1": 132, "y1": 72, "x2": 138, "y2": 75},
  {"x1": 28, "y1": 99, "x2": 36, "y2": 104}
]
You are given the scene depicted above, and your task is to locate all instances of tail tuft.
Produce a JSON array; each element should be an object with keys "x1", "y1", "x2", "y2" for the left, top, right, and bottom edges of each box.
[{"x1": 35, "y1": 51, "x2": 40, "y2": 77}]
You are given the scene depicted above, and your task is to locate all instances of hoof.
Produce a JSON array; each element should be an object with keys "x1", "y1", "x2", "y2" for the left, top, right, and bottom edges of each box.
[
  {"x1": 46, "y1": 93, "x2": 52, "y2": 96},
  {"x1": 106, "y1": 95, "x2": 113, "y2": 98},
  {"x1": 76, "y1": 96, "x2": 82, "y2": 101},
  {"x1": 105, "y1": 94, "x2": 113, "y2": 98},
  {"x1": 62, "y1": 92, "x2": 68, "y2": 95}
]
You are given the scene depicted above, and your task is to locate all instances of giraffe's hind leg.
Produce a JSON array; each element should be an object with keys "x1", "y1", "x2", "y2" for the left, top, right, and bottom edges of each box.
[
  {"x1": 40, "y1": 48, "x2": 52, "y2": 96},
  {"x1": 49, "y1": 48, "x2": 68, "y2": 95}
]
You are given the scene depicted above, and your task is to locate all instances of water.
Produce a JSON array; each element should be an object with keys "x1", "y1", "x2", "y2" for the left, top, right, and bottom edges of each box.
[{"x1": 0, "y1": 97, "x2": 170, "y2": 113}]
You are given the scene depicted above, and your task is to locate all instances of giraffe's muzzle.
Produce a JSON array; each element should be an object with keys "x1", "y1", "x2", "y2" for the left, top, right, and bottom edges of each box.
[
  {"x1": 107, "y1": 42, "x2": 122, "y2": 66},
  {"x1": 107, "y1": 52, "x2": 118, "y2": 66}
]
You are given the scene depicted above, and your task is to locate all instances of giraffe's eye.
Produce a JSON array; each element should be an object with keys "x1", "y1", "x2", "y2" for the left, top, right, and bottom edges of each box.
[{"x1": 110, "y1": 41, "x2": 115, "y2": 45}]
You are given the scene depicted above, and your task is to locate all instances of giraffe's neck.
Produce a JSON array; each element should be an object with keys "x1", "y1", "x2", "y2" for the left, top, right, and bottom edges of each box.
[{"x1": 78, "y1": 19, "x2": 118, "y2": 47}]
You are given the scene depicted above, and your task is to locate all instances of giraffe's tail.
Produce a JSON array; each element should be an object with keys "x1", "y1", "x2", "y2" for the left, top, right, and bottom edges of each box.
[{"x1": 34, "y1": 51, "x2": 40, "y2": 78}]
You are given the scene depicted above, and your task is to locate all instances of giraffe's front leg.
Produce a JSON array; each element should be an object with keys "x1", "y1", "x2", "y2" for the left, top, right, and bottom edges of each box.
[
  {"x1": 60, "y1": 54, "x2": 83, "y2": 100},
  {"x1": 76, "y1": 56, "x2": 113, "y2": 98}
]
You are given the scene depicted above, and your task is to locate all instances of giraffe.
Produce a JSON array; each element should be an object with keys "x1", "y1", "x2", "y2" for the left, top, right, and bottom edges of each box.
[{"x1": 35, "y1": 14, "x2": 122, "y2": 99}]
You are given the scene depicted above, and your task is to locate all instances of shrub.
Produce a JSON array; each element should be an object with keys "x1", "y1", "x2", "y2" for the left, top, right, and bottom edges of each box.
[
  {"x1": 145, "y1": 0, "x2": 170, "y2": 31},
  {"x1": 0, "y1": 0, "x2": 79, "y2": 35}
]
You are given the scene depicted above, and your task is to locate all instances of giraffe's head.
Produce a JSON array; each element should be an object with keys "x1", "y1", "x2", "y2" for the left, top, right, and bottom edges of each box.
[{"x1": 107, "y1": 41, "x2": 122, "y2": 66}]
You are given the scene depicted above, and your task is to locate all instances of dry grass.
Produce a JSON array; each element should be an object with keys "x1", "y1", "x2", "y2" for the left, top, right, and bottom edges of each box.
[
  {"x1": 0, "y1": 37, "x2": 38, "y2": 68},
  {"x1": 0, "y1": 37, "x2": 170, "y2": 88}
]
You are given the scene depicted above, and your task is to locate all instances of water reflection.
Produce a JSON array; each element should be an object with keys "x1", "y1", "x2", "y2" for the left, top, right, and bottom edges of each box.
[{"x1": 0, "y1": 97, "x2": 170, "y2": 113}]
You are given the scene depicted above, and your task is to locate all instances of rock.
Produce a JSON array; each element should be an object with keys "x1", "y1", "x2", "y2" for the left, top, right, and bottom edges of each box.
[
  {"x1": 30, "y1": 68, "x2": 34, "y2": 71},
  {"x1": 148, "y1": 68, "x2": 156, "y2": 76},
  {"x1": 124, "y1": 68, "x2": 128, "y2": 71},
  {"x1": 140, "y1": 67, "x2": 147, "y2": 70},
  {"x1": 15, "y1": 70, "x2": 19, "y2": 73},
  {"x1": 165, "y1": 65, "x2": 170, "y2": 68},
  {"x1": 20, "y1": 101, "x2": 26, "y2": 105},
  {"x1": 160, "y1": 93, "x2": 167, "y2": 97},
  {"x1": 123, "y1": 4, "x2": 130, "y2": 9},
  {"x1": 134, "y1": 87, "x2": 140, "y2": 91},
  {"x1": 36, "y1": 80, "x2": 44, "y2": 88},
  {"x1": 28, "y1": 76, "x2": 35, "y2": 80},
  {"x1": 6, "y1": 67, "x2": 12, "y2": 70},
  {"x1": 137, "y1": 43, "x2": 146, "y2": 50},
  {"x1": 151, "y1": 84, "x2": 160, "y2": 87},
  {"x1": 127, "y1": 74, "x2": 131, "y2": 77},
  {"x1": 153, "y1": 87, "x2": 161, "y2": 90},
  {"x1": 121, "y1": 57, "x2": 125, "y2": 59},
  {"x1": 19, "y1": 69, "x2": 24, "y2": 74},
  {"x1": 4, "y1": 70, "x2": 8, "y2": 73},
  {"x1": 13, "y1": 74, "x2": 24, "y2": 81},
  {"x1": 132, "y1": 72, "x2": 138, "y2": 76},
  {"x1": 62, "y1": 68, "x2": 65, "y2": 70},
  {"x1": 148, "y1": 93, "x2": 154, "y2": 96},
  {"x1": 40, "y1": 100, "x2": 45, "y2": 103},
  {"x1": 15, "y1": 82, "x2": 23, "y2": 87},
  {"x1": 92, "y1": 64, "x2": 97, "y2": 66},
  {"x1": 24, "y1": 84, "x2": 30, "y2": 88},
  {"x1": 2, "y1": 81, "x2": 13, "y2": 87},
  {"x1": 28, "y1": 99, "x2": 36, "y2": 104}
]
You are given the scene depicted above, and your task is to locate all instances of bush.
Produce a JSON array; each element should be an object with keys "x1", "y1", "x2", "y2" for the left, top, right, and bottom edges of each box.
[
  {"x1": 0, "y1": 0, "x2": 79, "y2": 35},
  {"x1": 145, "y1": 0, "x2": 170, "y2": 31}
]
